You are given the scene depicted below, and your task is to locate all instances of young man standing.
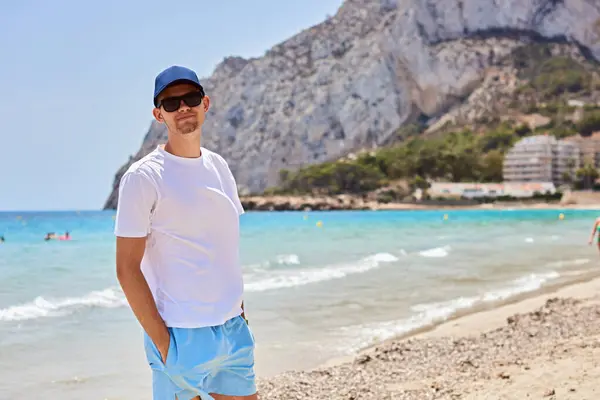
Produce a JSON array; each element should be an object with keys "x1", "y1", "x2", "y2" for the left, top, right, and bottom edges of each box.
[{"x1": 114, "y1": 65, "x2": 257, "y2": 400}]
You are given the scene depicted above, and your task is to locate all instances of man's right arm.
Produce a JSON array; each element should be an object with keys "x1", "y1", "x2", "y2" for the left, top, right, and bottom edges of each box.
[
  {"x1": 114, "y1": 170, "x2": 170, "y2": 362},
  {"x1": 116, "y1": 236, "x2": 170, "y2": 361}
]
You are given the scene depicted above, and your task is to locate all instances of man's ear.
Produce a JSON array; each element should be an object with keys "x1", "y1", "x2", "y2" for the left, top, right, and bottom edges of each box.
[
  {"x1": 203, "y1": 95, "x2": 211, "y2": 112},
  {"x1": 152, "y1": 107, "x2": 163, "y2": 123}
]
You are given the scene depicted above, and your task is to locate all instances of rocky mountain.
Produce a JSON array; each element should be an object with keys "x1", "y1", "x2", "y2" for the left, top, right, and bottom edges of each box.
[{"x1": 104, "y1": 0, "x2": 600, "y2": 209}]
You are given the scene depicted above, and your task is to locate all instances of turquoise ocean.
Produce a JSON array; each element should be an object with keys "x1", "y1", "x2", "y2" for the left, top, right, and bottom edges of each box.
[{"x1": 1, "y1": 209, "x2": 599, "y2": 399}]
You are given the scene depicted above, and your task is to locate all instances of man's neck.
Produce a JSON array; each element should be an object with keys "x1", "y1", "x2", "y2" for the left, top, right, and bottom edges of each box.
[{"x1": 164, "y1": 131, "x2": 202, "y2": 158}]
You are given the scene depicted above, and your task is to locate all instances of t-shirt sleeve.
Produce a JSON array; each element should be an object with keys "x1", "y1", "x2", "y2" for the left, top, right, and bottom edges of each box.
[
  {"x1": 113, "y1": 170, "x2": 158, "y2": 237},
  {"x1": 217, "y1": 156, "x2": 245, "y2": 216}
]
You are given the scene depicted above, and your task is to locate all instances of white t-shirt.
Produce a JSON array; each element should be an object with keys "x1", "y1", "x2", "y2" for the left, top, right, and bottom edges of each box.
[{"x1": 114, "y1": 144, "x2": 245, "y2": 328}]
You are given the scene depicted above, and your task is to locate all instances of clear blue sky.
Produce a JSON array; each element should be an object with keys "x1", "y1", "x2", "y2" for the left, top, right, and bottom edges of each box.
[{"x1": 0, "y1": 0, "x2": 343, "y2": 211}]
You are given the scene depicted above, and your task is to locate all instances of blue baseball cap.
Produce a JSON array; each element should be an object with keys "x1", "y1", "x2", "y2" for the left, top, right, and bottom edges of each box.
[{"x1": 153, "y1": 65, "x2": 204, "y2": 107}]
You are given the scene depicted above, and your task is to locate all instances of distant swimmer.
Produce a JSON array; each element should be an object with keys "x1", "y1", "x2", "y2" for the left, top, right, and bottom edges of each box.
[
  {"x1": 0, "y1": 235, "x2": 4, "y2": 243},
  {"x1": 588, "y1": 217, "x2": 600, "y2": 251},
  {"x1": 44, "y1": 231, "x2": 70, "y2": 241},
  {"x1": 44, "y1": 232, "x2": 57, "y2": 241}
]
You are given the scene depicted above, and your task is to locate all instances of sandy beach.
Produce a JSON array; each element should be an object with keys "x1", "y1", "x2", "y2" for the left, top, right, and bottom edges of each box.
[{"x1": 257, "y1": 275, "x2": 600, "y2": 399}]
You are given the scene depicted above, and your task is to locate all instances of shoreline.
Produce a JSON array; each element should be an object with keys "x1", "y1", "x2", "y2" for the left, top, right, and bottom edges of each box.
[
  {"x1": 318, "y1": 269, "x2": 600, "y2": 370},
  {"x1": 258, "y1": 273, "x2": 600, "y2": 399},
  {"x1": 392, "y1": 269, "x2": 600, "y2": 337},
  {"x1": 240, "y1": 195, "x2": 600, "y2": 211}
]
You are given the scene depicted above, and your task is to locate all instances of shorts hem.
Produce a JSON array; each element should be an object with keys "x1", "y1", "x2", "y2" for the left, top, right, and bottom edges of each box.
[{"x1": 205, "y1": 381, "x2": 257, "y2": 397}]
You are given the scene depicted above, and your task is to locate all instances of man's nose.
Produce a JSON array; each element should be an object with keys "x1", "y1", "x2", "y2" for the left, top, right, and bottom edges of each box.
[{"x1": 178, "y1": 100, "x2": 191, "y2": 111}]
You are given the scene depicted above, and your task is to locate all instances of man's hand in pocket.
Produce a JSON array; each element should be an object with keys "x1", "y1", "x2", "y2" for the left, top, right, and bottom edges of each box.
[{"x1": 154, "y1": 328, "x2": 171, "y2": 364}]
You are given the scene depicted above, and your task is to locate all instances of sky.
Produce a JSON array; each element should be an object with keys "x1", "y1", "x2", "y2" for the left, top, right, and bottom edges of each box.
[{"x1": 0, "y1": 0, "x2": 343, "y2": 211}]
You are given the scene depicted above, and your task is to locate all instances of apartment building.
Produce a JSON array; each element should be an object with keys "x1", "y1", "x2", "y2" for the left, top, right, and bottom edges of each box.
[
  {"x1": 502, "y1": 135, "x2": 581, "y2": 185},
  {"x1": 564, "y1": 132, "x2": 600, "y2": 167}
]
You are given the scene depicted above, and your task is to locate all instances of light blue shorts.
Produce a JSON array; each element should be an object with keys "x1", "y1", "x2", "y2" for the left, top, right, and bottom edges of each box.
[{"x1": 144, "y1": 315, "x2": 257, "y2": 400}]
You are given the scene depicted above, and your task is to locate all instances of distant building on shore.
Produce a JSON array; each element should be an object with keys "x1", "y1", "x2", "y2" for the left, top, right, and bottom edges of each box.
[
  {"x1": 564, "y1": 132, "x2": 600, "y2": 167},
  {"x1": 428, "y1": 182, "x2": 557, "y2": 199},
  {"x1": 502, "y1": 135, "x2": 580, "y2": 185}
]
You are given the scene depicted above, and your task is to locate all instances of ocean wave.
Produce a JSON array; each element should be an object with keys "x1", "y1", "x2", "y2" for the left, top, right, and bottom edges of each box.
[
  {"x1": 337, "y1": 270, "x2": 561, "y2": 353},
  {"x1": 545, "y1": 258, "x2": 590, "y2": 269},
  {"x1": 274, "y1": 254, "x2": 300, "y2": 265},
  {"x1": 447, "y1": 275, "x2": 486, "y2": 284},
  {"x1": 0, "y1": 253, "x2": 400, "y2": 322},
  {"x1": 244, "y1": 252, "x2": 399, "y2": 292},
  {"x1": 418, "y1": 246, "x2": 451, "y2": 258},
  {"x1": 244, "y1": 254, "x2": 301, "y2": 271},
  {"x1": 481, "y1": 271, "x2": 559, "y2": 302},
  {"x1": 0, "y1": 287, "x2": 126, "y2": 322}
]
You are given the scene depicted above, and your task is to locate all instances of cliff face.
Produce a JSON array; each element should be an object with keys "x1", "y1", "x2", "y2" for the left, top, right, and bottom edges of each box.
[{"x1": 104, "y1": 0, "x2": 600, "y2": 209}]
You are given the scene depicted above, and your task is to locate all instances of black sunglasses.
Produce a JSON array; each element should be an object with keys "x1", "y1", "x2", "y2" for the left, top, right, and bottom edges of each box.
[{"x1": 159, "y1": 91, "x2": 204, "y2": 112}]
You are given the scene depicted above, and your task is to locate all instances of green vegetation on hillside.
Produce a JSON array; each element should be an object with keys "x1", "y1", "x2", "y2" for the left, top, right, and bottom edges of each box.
[
  {"x1": 578, "y1": 110, "x2": 600, "y2": 136},
  {"x1": 509, "y1": 43, "x2": 600, "y2": 138},
  {"x1": 511, "y1": 44, "x2": 597, "y2": 98},
  {"x1": 273, "y1": 128, "x2": 512, "y2": 195},
  {"x1": 517, "y1": 56, "x2": 592, "y2": 97}
]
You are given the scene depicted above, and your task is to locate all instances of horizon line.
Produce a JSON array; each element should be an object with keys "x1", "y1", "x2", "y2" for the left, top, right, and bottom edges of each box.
[{"x1": 0, "y1": 209, "x2": 110, "y2": 213}]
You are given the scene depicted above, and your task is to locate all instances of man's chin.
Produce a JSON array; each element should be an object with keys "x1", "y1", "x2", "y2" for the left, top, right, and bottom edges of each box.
[{"x1": 177, "y1": 123, "x2": 199, "y2": 135}]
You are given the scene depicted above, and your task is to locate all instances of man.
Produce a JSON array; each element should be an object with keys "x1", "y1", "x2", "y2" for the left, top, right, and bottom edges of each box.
[{"x1": 114, "y1": 65, "x2": 257, "y2": 400}]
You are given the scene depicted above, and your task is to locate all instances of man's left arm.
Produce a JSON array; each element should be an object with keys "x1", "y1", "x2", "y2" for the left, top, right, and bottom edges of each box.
[
  {"x1": 218, "y1": 156, "x2": 248, "y2": 323},
  {"x1": 217, "y1": 155, "x2": 245, "y2": 217}
]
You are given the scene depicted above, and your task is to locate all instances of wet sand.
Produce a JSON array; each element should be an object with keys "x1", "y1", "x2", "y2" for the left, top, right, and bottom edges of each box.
[{"x1": 257, "y1": 276, "x2": 600, "y2": 399}]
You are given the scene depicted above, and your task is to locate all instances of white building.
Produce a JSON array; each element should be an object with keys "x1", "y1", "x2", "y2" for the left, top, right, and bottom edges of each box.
[
  {"x1": 428, "y1": 182, "x2": 557, "y2": 199},
  {"x1": 503, "y1": 135, "x2": 580, "y2": 185}
]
